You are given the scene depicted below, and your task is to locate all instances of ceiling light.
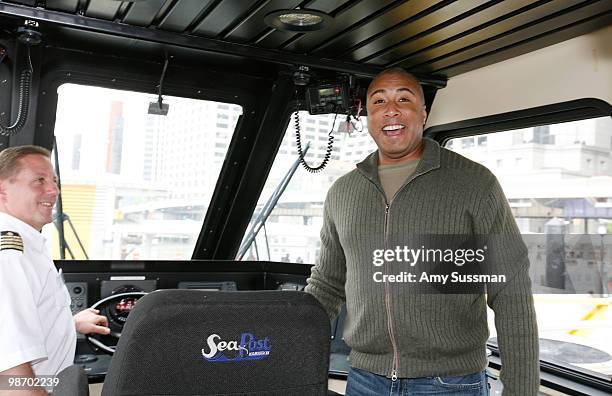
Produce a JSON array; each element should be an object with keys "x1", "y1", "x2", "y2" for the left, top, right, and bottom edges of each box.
[{"x1": 264, "y1": 9, "x2": 333, "y2": 32}]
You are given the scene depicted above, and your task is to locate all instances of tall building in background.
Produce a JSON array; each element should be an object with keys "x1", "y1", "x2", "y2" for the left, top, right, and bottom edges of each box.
[
  {"x1": 143, "y1": 115, "x2": 162, "y2": 182},
  {"x1": 106, "y1": 101, "x2": 124, "y2": 174},
  {"x1": 143, "y1": 99, "x2": 242, "y2": 201},
  {"x1": 449, "y1": 117, "x2": 612, "y2": 234},
  {"x1": 71, "y1": 134, "x2": 82, "y2": 170}
]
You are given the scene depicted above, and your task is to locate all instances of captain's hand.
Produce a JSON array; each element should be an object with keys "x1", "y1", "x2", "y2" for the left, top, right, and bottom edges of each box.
[{"x1": 74, "y1": 308, "x2": 110, "y2": 335}]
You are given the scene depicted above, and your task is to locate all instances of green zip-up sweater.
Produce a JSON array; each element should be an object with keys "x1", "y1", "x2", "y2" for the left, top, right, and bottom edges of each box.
[{"x1": 305, "y1": 138, "x2": 539, "y2": 395}]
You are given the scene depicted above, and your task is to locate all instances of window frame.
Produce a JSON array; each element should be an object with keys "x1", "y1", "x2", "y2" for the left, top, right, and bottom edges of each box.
[
  {"x1": 50, "y1": 82, "x2": 248, "y2": 261},
  {"x1": 424, "y1": 98, "x2": 612, "y2": 144},
  {"x1": 36, "y1": 54, "x2": 266, "y2": 261}
]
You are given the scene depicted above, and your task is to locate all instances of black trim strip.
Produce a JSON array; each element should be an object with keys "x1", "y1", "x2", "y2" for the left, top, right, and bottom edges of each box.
[
  {"x1": 335, "y1": 0, "x2": 460, "y2": 60},
  {"x1": 425, "y1": 98, "x2": 612, "y2": 144},
  {"x1": 218, "y1": 0, "x2": 271, "y2": 39},
  {"x1": 312, "y1": 0, "x2": 450, "y2": 54},
  {"x1": 56, "y1": 259, "x2": 314, "y2": 276},
  {"x1": 372, "y1": 0, "x2": 546, "y2": 67},
  {"x1": 423, "y1": 1, "x2": 611, "y2": 74},
  {"x1": 184, "y1": 0, "x2": 222, "y2": 34}
]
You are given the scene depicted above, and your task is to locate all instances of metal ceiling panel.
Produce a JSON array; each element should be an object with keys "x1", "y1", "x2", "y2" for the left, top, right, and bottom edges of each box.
[
  {"x1": 440, "y1": 11, "x2": 612, "y2": 77},
  {"x1": 362, "y1": 0, "x2": 570, "y2": 66},
  {"x1": 345, "y1": 0, "x2": 497, "y2": 62},
  {"x1": 312, "y1": 0, "x2": 453, "y2": 56},
  {"x1": 254, "y1": 0, "x2": 351, "y2": 48},
  {"x1": 192, "y1": 0, "x2": 262, "y2": 37},
  {"x1": 222, "y1": 0, "x2": 303, "y2": 42},
  {"x1": 412, "y1": 0, "x2": 611, "y2": 74},
  {"x1": 86, "y1": 0, "x2": 122, "y2": 20},
  {"x1": 392, "y1": 0, "x2": 598, "y2": 70},
  {"x1": 46, "y1": 0, "x2": 78, "y2": 13},
  {"x1": 123, "y1": 0, "x2": 168, "y2": 27},
  {"x1": 281, "y1": 0, "x2": 399, "y2": 52},
  {"x1": 158, "y1": 0, "x2": 216, "y2": 32},
  {"x1": 1, "y1": 0, "x2": 610, "y2": 80}
]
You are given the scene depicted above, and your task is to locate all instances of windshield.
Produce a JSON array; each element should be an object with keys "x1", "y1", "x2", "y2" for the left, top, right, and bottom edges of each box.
[
  {"x1": 45, "y1": 84, "x2": 242, "y2": 260},
  {"x1": 239, "y1": 111, "x2": 377, "y2": 263}
]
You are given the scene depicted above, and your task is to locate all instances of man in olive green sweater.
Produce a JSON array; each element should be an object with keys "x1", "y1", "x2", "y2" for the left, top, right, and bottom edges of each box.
[{"x1": 305, "y1": 68, "x2": 538, "y2": 395}]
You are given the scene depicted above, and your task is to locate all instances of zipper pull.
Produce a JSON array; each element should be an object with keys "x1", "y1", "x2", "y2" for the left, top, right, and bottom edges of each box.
[
  {"x1": 385, "y1": 204, "x2": 390, "y2": 214},
  {"x1": 391, "y1": 369, "x2": 398, "y2": 382}
]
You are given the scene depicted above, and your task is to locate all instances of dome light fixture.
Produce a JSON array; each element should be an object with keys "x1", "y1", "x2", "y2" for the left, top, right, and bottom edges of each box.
[{"x1": 264, "y1": 9, "x2": 333, "y2": 32}]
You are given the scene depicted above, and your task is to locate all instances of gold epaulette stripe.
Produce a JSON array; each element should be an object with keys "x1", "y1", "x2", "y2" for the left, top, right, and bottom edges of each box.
[
  {"x1": 1, "y1": 242, "x2": 23, "y2": 246},
  {"x1": 1, "y1": 237, "x2": 23, "y2": 243},
  {"x1": 0, "y1": 245, "x2": 23, "y2": 251},
  {"x1": 0, "y1": 231, "x2": 23, "y2": 252}
]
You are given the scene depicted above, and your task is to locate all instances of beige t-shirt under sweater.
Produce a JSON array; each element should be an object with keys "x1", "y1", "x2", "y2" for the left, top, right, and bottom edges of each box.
[{"x1": 378, "y1": 159, "x2": 420, "y2": 202}]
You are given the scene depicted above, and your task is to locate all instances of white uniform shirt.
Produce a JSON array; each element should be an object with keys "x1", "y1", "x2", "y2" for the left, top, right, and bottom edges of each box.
[{"x1": 0, "y1": 212, "x2": 76, "y2": 376}]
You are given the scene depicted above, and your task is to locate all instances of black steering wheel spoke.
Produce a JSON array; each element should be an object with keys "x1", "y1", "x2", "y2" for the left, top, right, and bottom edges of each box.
[{"x1": 86, "y1": 292, "x2": 147, "y2": 355}]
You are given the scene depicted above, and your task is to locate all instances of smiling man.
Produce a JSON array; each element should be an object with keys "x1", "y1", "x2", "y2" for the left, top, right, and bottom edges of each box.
[
  {"x1": 365, "y1": 69, "x2": 427, "y2": 165},
  {"x1": 305, "y1": 68, "x2": 539, "y2": 395},
  {"x1": 0, "y1": 145, "x2": 109, "y2": 395}
]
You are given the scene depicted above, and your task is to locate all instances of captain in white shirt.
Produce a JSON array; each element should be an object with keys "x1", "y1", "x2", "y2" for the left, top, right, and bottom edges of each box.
[{"x1": 0, "y1": 145, "x2": 110, "y2": 395}]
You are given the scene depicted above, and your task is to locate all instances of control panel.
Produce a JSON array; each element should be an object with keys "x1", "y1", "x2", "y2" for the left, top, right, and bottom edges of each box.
[{"x1": 66, "y1": 282, "x2": 88, "y2": 315}]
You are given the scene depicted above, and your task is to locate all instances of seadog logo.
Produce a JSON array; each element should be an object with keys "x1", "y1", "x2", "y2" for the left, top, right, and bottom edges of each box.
[{"x1": 201, "y1": 332, "x2": 271, "y2": 362}]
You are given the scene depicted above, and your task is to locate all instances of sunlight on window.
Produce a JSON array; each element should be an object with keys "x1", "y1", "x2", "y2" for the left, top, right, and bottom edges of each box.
[{"x1": 45, "y1": 84, "x2": 242, "y2": 260}]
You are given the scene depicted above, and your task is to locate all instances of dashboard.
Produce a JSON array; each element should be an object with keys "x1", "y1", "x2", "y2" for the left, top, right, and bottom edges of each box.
[{"x1": 60, "y1": 260, "x2": 317, "y2": 380}]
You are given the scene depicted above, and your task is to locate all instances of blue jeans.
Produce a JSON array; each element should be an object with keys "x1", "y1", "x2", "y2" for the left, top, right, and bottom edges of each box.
[{"x1": 346, "y1": 367, "x2": 489, "y2": 396}]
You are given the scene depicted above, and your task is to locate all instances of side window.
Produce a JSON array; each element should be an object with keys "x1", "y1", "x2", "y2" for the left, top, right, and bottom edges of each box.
[
  {"x1": 239, "y1": 111, "x2": 377, "y2": 264},
  {"x1": 446, "y1": 116, "x2": 612, "y2": 379},
  {"x1": 45, "y1": 84, "x2": 242, "y2": 260}
]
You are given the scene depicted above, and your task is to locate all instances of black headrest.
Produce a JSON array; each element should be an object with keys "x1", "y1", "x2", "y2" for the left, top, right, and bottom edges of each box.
[
  {"x1": 102, "y1": 290, "x2": 330, "y2": 395},
  {"x1": 54, "y1": 364, "x2": 89, "y2": 396}
]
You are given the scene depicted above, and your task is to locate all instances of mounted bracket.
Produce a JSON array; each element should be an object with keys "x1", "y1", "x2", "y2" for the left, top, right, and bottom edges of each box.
[
  {"x1": 148, "y1": 55, "x2": 170, "y2": 116},
  {"x1": 17, "y1": 19, "x2": 42, "y2": 45}
]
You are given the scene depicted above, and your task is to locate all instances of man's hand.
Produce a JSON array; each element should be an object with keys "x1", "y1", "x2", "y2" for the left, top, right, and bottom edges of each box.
[{"x1": 74, "y1": 308, "x2": 110, "y2": 335}]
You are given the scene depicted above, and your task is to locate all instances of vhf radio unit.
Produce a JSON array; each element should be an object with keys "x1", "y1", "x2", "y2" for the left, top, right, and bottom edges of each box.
[{"x1": 306, "y1": 81, "x2": 351, "y2": 115}]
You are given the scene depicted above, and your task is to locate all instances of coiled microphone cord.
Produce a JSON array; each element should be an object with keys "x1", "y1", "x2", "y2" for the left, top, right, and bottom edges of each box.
[
  {"x1": 0, "y1": 45, "x2": 33, "y2": 136},
  {"x1": 294, "y1": 108, "x2": 338, "y2": 173}
]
